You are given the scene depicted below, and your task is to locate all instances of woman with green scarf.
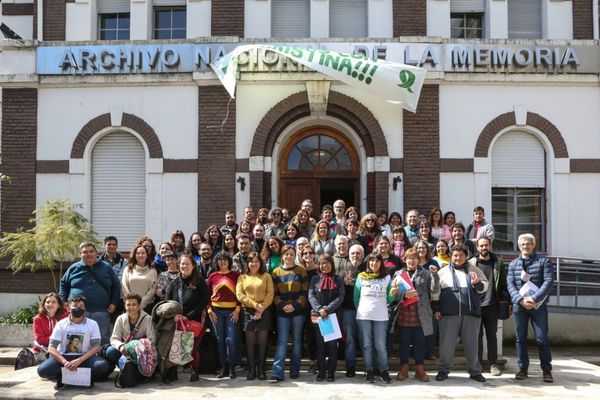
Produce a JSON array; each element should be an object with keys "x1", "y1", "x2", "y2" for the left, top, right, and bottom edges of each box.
[{"x1": 354, "y1": 253, "x2": 396, "y2": 384}]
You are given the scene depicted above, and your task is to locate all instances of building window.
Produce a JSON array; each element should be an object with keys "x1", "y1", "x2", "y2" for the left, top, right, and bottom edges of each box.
[
  {"x1": 491, "y1": 130, "x2": 546, "y2": 253},
  {"x1": 287, "y1": 135, "x2": 353, "y2": 171},
  {"x1": 271, "y1": 0, "x2": 310, "y2": 38},
  {"x1": 329, "y1": 0, "x2": 368, "y2": 38},
  {"x1": 508, "y1": 0, "x2": 541, "y2": 39},
  {"x1": 154, "y1": 7, "x2": 186, "y2": 39},
  {"x1": 91, "y1": 132, "x2": 146, "y2": 250},
  {"x1": 450, "y1": 13, "x2": 483, "y2": 38},
  {"x1": 492, "y1": 188, "x2": 545, "y2": 252},
  {"x1": 99, "y1": 13, "x2": 130, "y2": 40}
]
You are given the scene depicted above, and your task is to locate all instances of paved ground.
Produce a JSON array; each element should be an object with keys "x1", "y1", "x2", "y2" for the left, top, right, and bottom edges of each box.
[{"x1": 0, "y1": 347, "x2": 598, "y2": 399}]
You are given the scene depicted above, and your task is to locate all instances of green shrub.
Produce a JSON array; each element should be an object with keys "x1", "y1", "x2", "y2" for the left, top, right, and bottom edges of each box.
[{"x1": 0, "y1": 300, "x2": 40, "y2": 324}]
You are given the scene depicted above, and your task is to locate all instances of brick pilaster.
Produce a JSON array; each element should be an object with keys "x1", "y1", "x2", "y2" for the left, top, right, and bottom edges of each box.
[
  {"x1": 211, "y1": 0, "x2": 244, "y2": 37},
  {"x1": 43, "y1": 0, "x2": 66, "y2": 41},
  {"x1": 393, "y1": 0, "x2": 427, "y2": 36},
  {"x1": 198, "y1": 86, "x2": 236, "y2": 230},
  {"x1": 572, "y1": 0, "x2": 593, "y2": 39},
  {"x1": 1, "y1": 88, "x2": 38, "y2": 234},
  {"x1": 403, "y1": 85, "x2": 440, "y2": 213}
]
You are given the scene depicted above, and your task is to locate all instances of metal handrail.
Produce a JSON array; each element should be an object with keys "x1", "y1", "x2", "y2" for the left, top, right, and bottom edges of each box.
[{"x1": 549, "y1": 256, "x2": 600, "y2": 308}]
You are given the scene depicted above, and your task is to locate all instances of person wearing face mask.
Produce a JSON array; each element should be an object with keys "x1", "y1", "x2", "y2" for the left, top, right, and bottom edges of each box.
[{"x1": 37, "y1": 296, "x2": 112, "y2": 390}]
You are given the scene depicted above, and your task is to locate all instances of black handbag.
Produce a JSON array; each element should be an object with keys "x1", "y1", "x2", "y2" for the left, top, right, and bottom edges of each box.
[{"x1": 115, "y1": 358, "x2": 137, "y2": 388}]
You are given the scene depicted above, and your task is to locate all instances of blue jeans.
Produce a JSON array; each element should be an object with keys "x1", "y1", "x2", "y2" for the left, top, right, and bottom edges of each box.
[
  {"x1": 342, "y1": 309, "x2": 362, "y2": 369},
  {"x1": 86, "y1": 310, "x2": 111, "y2": 345},
  {"x1": 272, "y1": 313, "x2": 305, "y2": 379},
  {"x1": 105, "y1": 345, "x2": 123, "y2": 366},
  {"x1": 514, "y1": 304, "x2": 552, "y2": 370},
  {"x1": 37, "y1": 354, "x2": 112, "y2": 383},
  {"x1": 211, "y1": 307, "x2": 239, "y2": 366},
  {"x1": 357, "y1": 319, "x2": 388, "y2": 372},
  {"x1": 399, "y1": 326, "x2": 426, "y2": 364}
]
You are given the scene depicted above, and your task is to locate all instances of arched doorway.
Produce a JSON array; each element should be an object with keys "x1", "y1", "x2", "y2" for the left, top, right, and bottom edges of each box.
[{"x1": 279, "y1": 126, "x2": 360, "y2": 213}]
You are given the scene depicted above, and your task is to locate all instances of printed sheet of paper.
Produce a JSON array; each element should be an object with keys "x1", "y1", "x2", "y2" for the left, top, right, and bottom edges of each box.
[
  {"x1": 318, "y1": 313, "x2": 342, "y2": 342},
  {"x1": 519, "y1": 281, "x2": 547, "y2": 309},
  {"x1": 60, "y1": 367, "x2": 91, "y2": 386}
]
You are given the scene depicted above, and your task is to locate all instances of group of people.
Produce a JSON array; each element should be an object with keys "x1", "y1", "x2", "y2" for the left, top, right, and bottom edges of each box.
[{"x1": 32, "y1": 199, "x2": 555, "y2": 389}]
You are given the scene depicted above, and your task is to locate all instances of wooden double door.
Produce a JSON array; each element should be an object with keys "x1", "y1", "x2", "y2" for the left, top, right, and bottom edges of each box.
[{"x1": 279, "y1": 127, "x2": 360, "y2": 215}]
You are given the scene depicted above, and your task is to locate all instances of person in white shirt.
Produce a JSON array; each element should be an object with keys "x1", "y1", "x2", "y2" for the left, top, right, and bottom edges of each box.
[{"x1": 37, "y1": 296, "x2": 112, "y2": 390}]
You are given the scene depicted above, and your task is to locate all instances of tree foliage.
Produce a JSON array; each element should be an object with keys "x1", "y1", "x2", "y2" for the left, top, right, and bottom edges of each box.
[{"x1": 0, "y1": 199, "x2": 99, "y2": 291}]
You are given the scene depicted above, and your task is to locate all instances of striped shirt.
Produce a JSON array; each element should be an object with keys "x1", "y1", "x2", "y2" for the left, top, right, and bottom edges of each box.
[
  {"x1": 271, "y1": 265, "x2": 309, "y2": 316},
  {"x1": 207, "y1": 270, "x2": 241, "y2": 311}
]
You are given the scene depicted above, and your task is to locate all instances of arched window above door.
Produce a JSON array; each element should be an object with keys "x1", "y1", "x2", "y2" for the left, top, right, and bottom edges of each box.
[{"x1": 287, "y1": 134, "x2": 353, "y2": 171}]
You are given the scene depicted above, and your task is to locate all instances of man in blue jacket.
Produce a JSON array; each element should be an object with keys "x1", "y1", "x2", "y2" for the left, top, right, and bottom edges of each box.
[
  {"x1": 60, "y1": 241, "x2": 121, "y2": 345},
  {"x1": 507, "y1": 233, "x2": 554, "y2": 383}
]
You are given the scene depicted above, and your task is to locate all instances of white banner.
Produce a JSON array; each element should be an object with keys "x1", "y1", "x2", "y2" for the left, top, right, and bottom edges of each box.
[{"x1": 211, "y1": 45, "x2": 426, "y2": 112}]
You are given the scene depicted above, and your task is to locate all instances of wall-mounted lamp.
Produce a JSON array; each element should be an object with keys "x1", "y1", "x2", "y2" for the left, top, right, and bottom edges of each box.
[
  {"x1": 236, "y1": 176, "x2": 246, "y2": 191},
  {"x1": 393, "y1": 176, "x2": 402, "y2": 191}
]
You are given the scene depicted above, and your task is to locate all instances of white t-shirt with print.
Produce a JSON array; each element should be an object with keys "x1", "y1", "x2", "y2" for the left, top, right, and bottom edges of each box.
[{"x1": 49, "y1": 316, "x2": 101, "y2": 355}]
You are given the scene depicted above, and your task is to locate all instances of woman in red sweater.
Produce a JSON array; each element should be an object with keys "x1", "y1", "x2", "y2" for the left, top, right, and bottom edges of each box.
[
  {"x1": 207, "y1": 252, "x2": 241, "y2": 379},
  {"x1": 32, "y1": 292, "x2": 66, "y2": 362}
]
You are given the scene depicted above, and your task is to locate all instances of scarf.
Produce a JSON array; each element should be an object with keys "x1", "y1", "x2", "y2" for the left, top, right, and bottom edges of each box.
[
  {"x1": 319, "y1": 272, "x2": 337, "y2": 290},
  {"x1": 358, "y1": 271, "x2": 381, "y2": 280},
  {"x1": 449, "y1": 261, "x2": 475, "y2": 312}
]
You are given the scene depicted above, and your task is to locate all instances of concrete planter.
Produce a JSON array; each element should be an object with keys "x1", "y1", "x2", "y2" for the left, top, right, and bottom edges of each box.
[{"x1": 0, "y1": 323, "x2": 33, "y2": 346}]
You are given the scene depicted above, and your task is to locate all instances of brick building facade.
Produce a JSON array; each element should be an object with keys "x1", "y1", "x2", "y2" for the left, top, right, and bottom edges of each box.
[{"x1": 0, "y1": 0, "x2": 599, "y2": 305}]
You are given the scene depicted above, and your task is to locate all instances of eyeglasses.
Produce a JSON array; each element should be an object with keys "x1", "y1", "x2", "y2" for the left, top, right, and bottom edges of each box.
[{"x1": 272, "y1": 212, "x2": 281, "y2": 216}]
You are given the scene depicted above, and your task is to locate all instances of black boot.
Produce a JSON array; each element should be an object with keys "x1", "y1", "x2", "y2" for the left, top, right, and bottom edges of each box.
[
  {"x1": 257, "y1": 344, "x2": 267, "y2": 380},
  {"x1": 229, "y1": 363, "x2": 236, "y2": 379},
  {"x1": 217, "y1": 364, "x2": 229, "y2": 379},
  {"x1": 246, "y1": 344, "x2": 256, "y2": 380}
]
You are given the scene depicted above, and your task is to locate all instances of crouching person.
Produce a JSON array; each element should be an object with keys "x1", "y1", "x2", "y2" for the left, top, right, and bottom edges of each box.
[
  {"x1": 105, "y1": 293, "x2": 155, "y2": 369},
  {"x1": 37, "y1": 296, "x2": 112, "y2": 390}
]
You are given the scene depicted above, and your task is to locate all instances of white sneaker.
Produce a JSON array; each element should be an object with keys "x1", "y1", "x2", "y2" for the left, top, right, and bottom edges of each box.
[{"x1": 490, "y1": 364, "x2": 502, "y2": 376}]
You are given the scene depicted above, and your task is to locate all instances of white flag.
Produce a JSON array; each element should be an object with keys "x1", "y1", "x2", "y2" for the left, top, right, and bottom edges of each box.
[{"x1": 211, "y1": 45, "x2": 426, "y2": 112}]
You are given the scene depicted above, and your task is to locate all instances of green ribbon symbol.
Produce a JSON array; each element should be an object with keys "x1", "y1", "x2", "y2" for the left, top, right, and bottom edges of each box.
[{"x1": 398, "y1": 70, "x2": 415, "y2": 93}]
